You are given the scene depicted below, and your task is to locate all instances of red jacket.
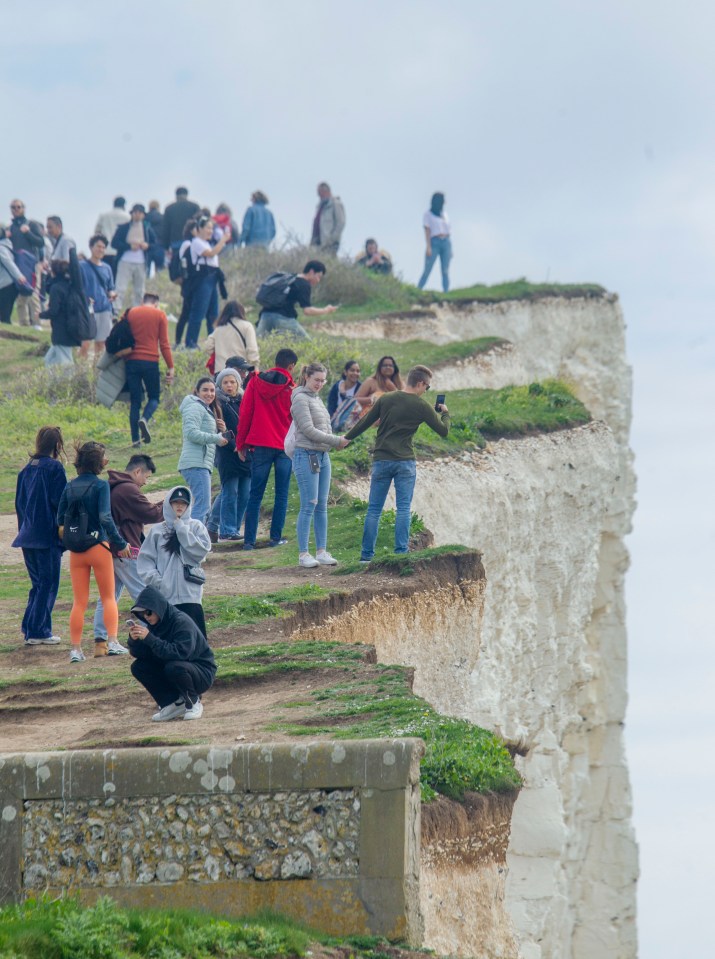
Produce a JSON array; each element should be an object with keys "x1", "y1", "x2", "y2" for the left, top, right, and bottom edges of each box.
[{"x1": 235, "y1": 367, "x2": 295, "y2": 451}]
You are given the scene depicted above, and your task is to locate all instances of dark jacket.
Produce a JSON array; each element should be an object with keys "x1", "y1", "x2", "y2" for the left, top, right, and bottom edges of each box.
[
  {"x1": 215, "y1": 388, "x2": 250, "y2": 480},
  {"x1": 107, "y1": 470, "x2": 164, "y2": 555},
  {"x1": 57, "y1": 474, "x2": 127, "y2": 549},
  {"x1": 111, "y1": 221, "x2": 157, "y2": 261},
  {"x1": 128, "y1": 586, "x2": 216, "y2": 685},
  {"x1": 12, "y1": 456, "x2": 67, "y2": 550},
  {"x1": 162, "y1": 199, "x2": 200, "y2": 248},
  {"x1": 39, "y1": 275, "x2": 81, "y2": 346},
  {"x1": 9, "y1": 216, "x2": 45, "y2": 258}
]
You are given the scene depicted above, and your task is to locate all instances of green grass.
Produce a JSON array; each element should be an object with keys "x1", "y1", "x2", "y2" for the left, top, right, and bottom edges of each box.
[
  {"x1": 204, "y1": 584, "x2": 332, "y2": 628},
  {"x1": 214, "y1": 639, "x2": 366, "y2": 682},
  {"x1": 0, "y1": 896, "x2": 313, "y2": 959},
  {"x1": 338, "y1": 544, "x2": 470, "y2": 576},
  {"x1": 267, "y1": 656, "x2": 521, "y2": 800},
  {"x1": 437, "y1": 277, "x2": 607, "y2": 302}
]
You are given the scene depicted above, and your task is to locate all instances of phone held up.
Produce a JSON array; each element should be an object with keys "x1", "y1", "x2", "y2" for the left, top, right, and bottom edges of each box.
[{"x1": 434, "y1": 393, "x2": 446, "y2": 411}]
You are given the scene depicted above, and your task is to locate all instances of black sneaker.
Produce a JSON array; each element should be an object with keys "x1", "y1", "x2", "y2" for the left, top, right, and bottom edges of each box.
[
  {"x1": 208, "y1": 529, "x2": 218, "y2": 544},
  {"x1": 267, "y1": 538, "x2": 288, "y2": 547},
  {"x1": 138, "y1": 417, "x2": 152, "y2": 444}
]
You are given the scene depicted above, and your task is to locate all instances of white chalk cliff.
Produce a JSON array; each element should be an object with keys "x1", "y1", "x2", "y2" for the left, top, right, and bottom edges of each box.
[{"x1": 338, "y1": 295, "x2": 638, "y2": 958}]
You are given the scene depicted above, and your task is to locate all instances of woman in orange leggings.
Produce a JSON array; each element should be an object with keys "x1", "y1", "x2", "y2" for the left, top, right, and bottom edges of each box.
[{"x1": 57, "y1": 441, "x2": 130, "y2": 662}]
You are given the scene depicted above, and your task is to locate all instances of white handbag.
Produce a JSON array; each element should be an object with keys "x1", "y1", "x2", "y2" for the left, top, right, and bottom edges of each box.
[{"x1": 284, "y1": 421, "x2": 296, "y2": 459}]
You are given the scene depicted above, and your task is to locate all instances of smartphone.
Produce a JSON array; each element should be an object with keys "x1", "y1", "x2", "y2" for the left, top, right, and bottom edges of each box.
[
  {"x1": 435, "y1": 393, "x2": 446, "y2": 411},
  {"x1": 125, "y1": 619, "x2": 137, "y2": 628},
  {"x1": 222, "y1": 429, "x2": 235, "y2": 441},
  {"x1": 308, "y1": 452, "x2": 321, "y2": 473}
]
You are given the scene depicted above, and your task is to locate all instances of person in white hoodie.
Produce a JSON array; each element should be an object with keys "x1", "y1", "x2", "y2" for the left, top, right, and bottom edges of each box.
[{"x1": 137, "y1": 486, "x2": 211, "y2": 637}]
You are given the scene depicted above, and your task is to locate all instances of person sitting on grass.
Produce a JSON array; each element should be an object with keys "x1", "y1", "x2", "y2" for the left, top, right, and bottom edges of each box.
[
  {"x1": 354, "y1": 355, "x2": 403, "y2": 410},
  {"x1": 128, "y1": 585, "x2": 216, "y2": 722}
]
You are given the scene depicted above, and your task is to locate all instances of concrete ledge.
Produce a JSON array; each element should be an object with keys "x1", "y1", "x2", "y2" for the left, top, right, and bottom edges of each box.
[{"x1": 0, "y1": 740, "x2": 425, "y2": 943}]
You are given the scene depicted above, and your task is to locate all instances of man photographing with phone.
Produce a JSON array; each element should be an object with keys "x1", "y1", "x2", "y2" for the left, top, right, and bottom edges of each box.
[{"x1": 343, "y1": 364, "x2": 450, "y2": 562}]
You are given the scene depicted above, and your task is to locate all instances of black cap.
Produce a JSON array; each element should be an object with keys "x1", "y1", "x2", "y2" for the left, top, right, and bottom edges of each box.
[
  {"x1": 225, "y1": 357, "x2": 254, "y2": 372},
  {"x1": 169, "y1": 487, "x2": 191, "y2": 504}
]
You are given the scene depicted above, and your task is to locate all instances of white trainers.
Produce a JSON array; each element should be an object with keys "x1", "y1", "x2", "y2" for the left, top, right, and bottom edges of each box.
[
  {"x1": 138, "y1": 417, "x2": 152, "y2": 444},
  {"x1": 299, "y1": 554, "x2": 320, "y2": 568},
  {"x1": 107, "y1": 640, "x2": 129, "y2": 655},
  {"x1": 152, "y1": 700, "x2": 186, "y2": 722},
  {"x1": 183, "y1": 700, "x2": 204, "y2": 721},
  {"x1": 69, "y1": 647, "x2": 86, "y2": 663},
  {"x1": 316, "y1": 551, "x2": 338, "y2": 566},
  {"x1": 25, "y1": 635, "x2": 61, "y2": 646}
]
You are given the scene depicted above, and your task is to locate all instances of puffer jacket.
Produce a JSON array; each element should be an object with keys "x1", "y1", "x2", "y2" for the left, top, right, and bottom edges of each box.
[
  {"x1": 95, "y1": 351, "x2": 129, "y2": 409},
  {"x1": 0, "y1": 237, "x2": 26, "y2": 291},
  {"x1": 177, "y1": 394, "x2": 223, "y2": 471},
  {"x1": 137, "y1": 486, "x2": 211, "y2": 605},
  {"x1": 291, "y1": 385, "x2": 343, "y2": 452}
]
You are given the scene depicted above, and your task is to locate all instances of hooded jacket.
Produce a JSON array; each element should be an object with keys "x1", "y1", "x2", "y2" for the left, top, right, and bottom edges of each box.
[
  {"x1": 137, "y1": 486, "x2": 211, "y2": 605},
  {"x1": 215, "y1": 386, "x2": 250, "y2": 480},
  {"x1": 12, "y1": 455, "x2": 67, "y2": 550},
  {"x1": 291, "y1": 385, "x2": 343, "y2": 453},
  {"x1": 235, "y1": 367, "x2": 294, "y2": 451},
  {"x1": 128, "y1": 585, "x2": 216, "y2": 685},
  {"x1": 177, "y1": 394, "x2": 224, "y2": 471},
  {"x1": 107, "y1": 470, "x2": 164, "y2": 555}
]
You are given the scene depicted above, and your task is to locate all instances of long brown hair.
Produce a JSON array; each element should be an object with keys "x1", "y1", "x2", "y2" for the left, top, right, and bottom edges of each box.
[{"x1": 31, "y1": 426, "x2": 65, "y2": 460}]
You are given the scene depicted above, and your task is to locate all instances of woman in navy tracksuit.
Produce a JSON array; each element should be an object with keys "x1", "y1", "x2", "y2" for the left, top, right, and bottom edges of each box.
[{"x1": 12, "y1": 426, "x2": 67, "y2": 646}]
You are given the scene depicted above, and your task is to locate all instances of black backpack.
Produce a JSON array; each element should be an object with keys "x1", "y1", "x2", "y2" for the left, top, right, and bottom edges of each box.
[
  {"x1": 62, "y1": 479, "x2": 102, "y2": 553},
  {"x1": 105, "y1": 310, "x2": 136, "y2": 356},
  {"x1": 256, "y1": 272, "x2": 296, "y2": 311},
  {"x1": 65, "y1": 247, "x2": 97, "y2": 343}
]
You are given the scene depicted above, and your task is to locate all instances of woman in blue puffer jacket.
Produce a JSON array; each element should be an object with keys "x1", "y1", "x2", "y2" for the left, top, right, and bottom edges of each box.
[{"x1": 177, "y1": 377, "x2": 228, "y2": 525}]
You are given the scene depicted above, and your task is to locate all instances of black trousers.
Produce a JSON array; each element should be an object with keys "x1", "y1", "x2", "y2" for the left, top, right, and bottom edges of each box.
[
  {"x1": 175, "y1": 602, "x2": 207, "y2": 639},
  {"x1": 131, "y1": 657, "x2": 213, "y2": 709},
  {"x1": 0, "y1": 284, "x2": 18, "y2": 324}
]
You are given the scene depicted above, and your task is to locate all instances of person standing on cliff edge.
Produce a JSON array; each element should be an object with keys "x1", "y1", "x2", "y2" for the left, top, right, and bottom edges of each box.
[{"x1": 343, "y1": 364, "x2": 450, "y2": 561}]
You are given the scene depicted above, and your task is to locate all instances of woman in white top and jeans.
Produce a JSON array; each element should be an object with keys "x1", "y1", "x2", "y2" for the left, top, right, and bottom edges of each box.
[
  {"x1": 185, "y1": 215, "x2": 229, "y2": 349},
  {"x1": 417, "y1": 192, "x2": 452, "y2": 293}
]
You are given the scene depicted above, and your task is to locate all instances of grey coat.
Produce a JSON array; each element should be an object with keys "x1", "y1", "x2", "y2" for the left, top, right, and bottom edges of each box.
[
  {"x1": 0, "y1": 238, "x2": 24, "y2": 290},
  {"x1": 95, "y1": 350, "x2": 129, "y2": 408},
  {"x1": 291, "y1": 385, "x2": 343, "y2": 452}
]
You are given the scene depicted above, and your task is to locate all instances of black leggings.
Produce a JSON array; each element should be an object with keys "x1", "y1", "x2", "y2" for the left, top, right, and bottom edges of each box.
[{"x1": 131, "y1": 657, "x2": 213, "y2": 709}]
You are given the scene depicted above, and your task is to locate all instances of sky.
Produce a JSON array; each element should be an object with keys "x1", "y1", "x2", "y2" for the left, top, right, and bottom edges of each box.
[{"x1": 1, "y1": 2, "x2": 713, "y2": 954}]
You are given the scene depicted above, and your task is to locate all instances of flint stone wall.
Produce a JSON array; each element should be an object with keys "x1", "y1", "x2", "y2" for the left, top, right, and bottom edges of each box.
[{"x1": 0, "y1": 741, "x2": 424, "y2": 942}]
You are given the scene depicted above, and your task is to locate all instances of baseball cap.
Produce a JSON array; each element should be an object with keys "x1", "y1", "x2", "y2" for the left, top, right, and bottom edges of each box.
[{"x1": 169, "y1": 487, "x2": 191, "y2": 504}]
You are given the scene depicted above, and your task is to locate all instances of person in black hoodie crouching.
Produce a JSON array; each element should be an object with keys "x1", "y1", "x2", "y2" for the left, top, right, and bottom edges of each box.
[{"x1": 128, "y1": 585, "x2": 216, "y2": 721}]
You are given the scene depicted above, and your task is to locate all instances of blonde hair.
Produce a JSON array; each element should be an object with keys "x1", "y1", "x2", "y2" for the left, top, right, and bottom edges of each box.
[{"x1": 298, "y1": 362, "x2": 327, "y2": 386}]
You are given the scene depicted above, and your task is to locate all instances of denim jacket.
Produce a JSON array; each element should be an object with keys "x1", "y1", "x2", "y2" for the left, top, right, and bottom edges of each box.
[{"x1": 240, "y1": 202, "x2": 276, "y2": 247}]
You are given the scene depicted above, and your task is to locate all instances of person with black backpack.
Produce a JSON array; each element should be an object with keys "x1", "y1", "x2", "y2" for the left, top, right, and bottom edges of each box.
[
  {"x1": 255, "y1": 260, "x2": 339, "y2": 339},
  {"x1": 57, "y1": 441, "x2": 131, "y2": 663},
  {"x1": 40, "y1": 249, "x2": 96, "y2": 366}
]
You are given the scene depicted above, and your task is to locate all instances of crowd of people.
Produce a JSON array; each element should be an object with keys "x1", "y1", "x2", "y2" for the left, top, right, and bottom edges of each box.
[
  {"x1": 8, "y1": 182, "x2": 453, "y2": 724},
  {"x1": 12, "y1": 344, "x2": 450, "y2": 721},
  {"x1": 0, "y1": 186, "x2": 453, "y2": 355}
]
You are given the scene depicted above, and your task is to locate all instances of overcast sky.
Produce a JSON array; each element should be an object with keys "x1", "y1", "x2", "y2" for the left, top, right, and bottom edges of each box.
[{"x1": 2, "y1": 2, "x2": 712, "y2": 954}]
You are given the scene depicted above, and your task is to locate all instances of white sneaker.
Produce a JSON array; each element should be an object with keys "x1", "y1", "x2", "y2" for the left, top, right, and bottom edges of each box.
[
  {"x1": 25, "y1": 635, "x2": 61, "y2": 646},
  {"x1": 152, "y1": 700, "x2": 186, "y2": 722},
  {"x1": 183, "y1": 700, "x2": 204, "y2": 721},
  {"x1": 138, "y1": 417, "x2": 152, "y2": 444},
  {"x1": 69, "y1": 647, "x2": 86, "y2": 663},
  {"x1": 107, "y1": 640, "x2": 129, "y2": 655},
  {"x1": 299, "y1": 554, "x2": 320, "y2": 568},
  {"x1": 316, "y1": 551, "x2": 338, "y2": 566}
]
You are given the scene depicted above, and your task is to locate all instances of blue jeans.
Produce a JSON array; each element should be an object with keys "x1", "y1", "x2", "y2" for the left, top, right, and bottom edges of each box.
[
  {"x1": 93, "y1": 556, "x2": 146, "y2": 640},
  {"x1": 243, "y1": 447, "x2": 292, "y2": 547},
  {"x1": 292, "y1": 448, "x2": 332, "y2": 553},
  {"x1": 180, "y1": 467, "x2": 212, "y2": 526},
  {"x1": 207, "y1": 475, "x2": 251, "y2": 537},
  {"x1": 185, "y1": 270, "x2": 219, "y2": 348},
  {"x1": 256, "y1": 311, "x2": 310, "y2": 339},
  {"x1": 21, "y1": 546, "x2": 62, "y2": 639},
  {"x1": 417, "y1": 236, "x2": 452, "y2": 292},
  {"x1": 361, "y1": 459, "x2": 417, "y2": 560},
  {"x1": 125, "y1": 359, "x2": 161, "y2": 443}
]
